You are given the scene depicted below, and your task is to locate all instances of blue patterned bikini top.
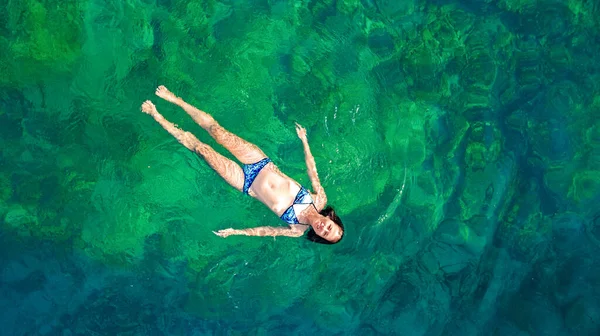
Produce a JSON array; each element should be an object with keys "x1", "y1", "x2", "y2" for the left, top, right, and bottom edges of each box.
[{"x1": 280, "y1": 186, "x2": 316, "y2": 224}]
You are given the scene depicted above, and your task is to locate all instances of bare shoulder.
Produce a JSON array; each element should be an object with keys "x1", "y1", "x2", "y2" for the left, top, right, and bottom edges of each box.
[
  {"x1": 289, "y1": 224, "x2": 311, "y2": 234},
  {"x1": 311, "y1": 192, "x2": 327, "y2": 211}
]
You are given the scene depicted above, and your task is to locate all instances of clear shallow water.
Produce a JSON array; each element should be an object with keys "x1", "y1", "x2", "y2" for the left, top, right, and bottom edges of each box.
[{"x1": 1, "y1": 0, "x2": 599, "y2": 335}]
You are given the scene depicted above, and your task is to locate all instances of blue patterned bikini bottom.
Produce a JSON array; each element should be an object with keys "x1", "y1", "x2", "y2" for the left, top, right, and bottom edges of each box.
[{"x1": 242, "y1": 157, "x2": 271, "y2": 194}]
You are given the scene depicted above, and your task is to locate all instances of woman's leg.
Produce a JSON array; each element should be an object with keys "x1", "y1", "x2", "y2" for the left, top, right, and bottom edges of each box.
[
  {"x1": 155, "y1": 85, "x2": 267, "y2": 164},
  {"x1": 141, "y1": 100, "x2": 244, "y2": 191}
]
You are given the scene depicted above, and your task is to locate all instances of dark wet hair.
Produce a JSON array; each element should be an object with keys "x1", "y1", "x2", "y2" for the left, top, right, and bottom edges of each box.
[{"x1": 306, "y1": 206, "x2": 344, "y2": 245}]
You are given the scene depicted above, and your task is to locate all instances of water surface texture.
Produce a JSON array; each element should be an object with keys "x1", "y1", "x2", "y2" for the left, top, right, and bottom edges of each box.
[{"x1": 1, "y1": 0, "x2": 599, "y2": 335}]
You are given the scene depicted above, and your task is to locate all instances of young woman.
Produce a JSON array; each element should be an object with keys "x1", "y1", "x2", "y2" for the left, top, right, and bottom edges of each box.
[{"x1": 141, "y1": 86, "x2": 344, "y2": 244}]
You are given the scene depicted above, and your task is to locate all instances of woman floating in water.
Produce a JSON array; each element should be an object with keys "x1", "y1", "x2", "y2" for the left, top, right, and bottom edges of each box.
[{"x1": 141, "y1": 86, "x2": 344, "y2": 244}]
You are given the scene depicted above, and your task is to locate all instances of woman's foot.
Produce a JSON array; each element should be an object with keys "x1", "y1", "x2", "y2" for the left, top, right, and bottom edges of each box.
[
  {"x1": 154, "y1": 85, "x2": 217, "y2": 130},
  {"x1": 155, "y1": 85, "x2": 180, "y2": 104},
  {"x1": 141, "y1": 100, "x2": 199, "y2": 151}
]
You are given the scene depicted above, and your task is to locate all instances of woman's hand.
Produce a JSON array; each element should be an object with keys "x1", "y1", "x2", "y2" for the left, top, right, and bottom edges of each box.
[
  {"x1": 213, "y1": 228, "x2": 236, "y2": 238},
  {"x1": 295, "y1": 122, "x2": 307, "y2": 142}
]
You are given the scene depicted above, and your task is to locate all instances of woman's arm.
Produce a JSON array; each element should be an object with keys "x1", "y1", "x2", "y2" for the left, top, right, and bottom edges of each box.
[
  {"x1": 295, "y1": 123, "x2": 327, "y2": 209},
  {"x1": 213, "y1": 226, "x2": 305, "y2": 238}
]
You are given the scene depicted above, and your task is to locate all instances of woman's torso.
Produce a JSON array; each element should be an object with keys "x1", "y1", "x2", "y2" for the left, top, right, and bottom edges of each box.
[{"x1": 248, "y1": 162, "x2": 315, "y2": 221}]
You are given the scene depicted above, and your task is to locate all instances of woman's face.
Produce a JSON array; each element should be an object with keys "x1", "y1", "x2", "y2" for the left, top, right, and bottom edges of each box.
[{"x1": 314, "y1": 217, "x2": 343, "y2": 243}]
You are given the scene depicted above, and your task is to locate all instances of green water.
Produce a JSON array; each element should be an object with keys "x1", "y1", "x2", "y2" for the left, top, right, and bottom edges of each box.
[{"x1": 1, "y1": 0, "x2": 599, "y2": 335}]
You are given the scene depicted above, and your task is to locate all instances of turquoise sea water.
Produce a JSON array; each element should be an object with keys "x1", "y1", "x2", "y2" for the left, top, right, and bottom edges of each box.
[{"x1": 1, "y1": 0, "x2": 599, "y2": 335}]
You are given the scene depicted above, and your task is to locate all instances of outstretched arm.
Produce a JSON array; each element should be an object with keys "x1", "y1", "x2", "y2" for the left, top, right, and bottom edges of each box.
[
  {"x1": 295, "y1": 123, "x2": 327, "y2": 209},
  {"x1": 213, "y1": 225, "x2": 306, "y2": 238}
]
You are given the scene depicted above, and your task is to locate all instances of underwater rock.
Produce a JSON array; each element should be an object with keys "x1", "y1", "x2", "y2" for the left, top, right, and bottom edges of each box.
[
  {"x1": 495, "y1": 0, "x2": 536, "y2": 13},
  {"x1": 290, "y1": 51, "x2": 312, "y2": 78},
  {"x1": 530, "y1": 81, "x2": 592, "y2": 206},
  {"x1": 501, "y1": 200, "x2": 552, "y2": 263},
  {"x1": 517, "y1": 2, "x2": 574, "y2": 41},
  {"x1": 528, "y1": 119, "x2": 572, "y2": 168},
  {"x1": 465, "y1": 142, "x2": 488, "y2": 171},
  {"x1": 543, "y1": 164, "x2": 576, "y2": 204},
  {"x1": 431, "y1": 243, "x2": 474, "y2": 275},
  {"x1": 81, "y1": 172, "x2": 162, "y2": 261},
  {"x1": 373, "y1": 0, "x2": 416, "y2": 19},
  {"x1": 4, "y1": 205, "x2": 37, "y2": 229},
  {"x1": 563, "y1": 296, "x2": 600, "y2": 335},
  {"x1": 460, "y1": 153, "x2": 515, "y2": 224},
  {"x1": 382, "y1": 100, "x2": 431, "y2": 168},
  {"x1": 308, "y1": 299, "x2": 361, "y2": 333},
  {"x1": 502, "y1": 294, "x2": 564, "y2": 336},
  {"x1": 371, "y1": 58, "x2": 405, "y2": 90},
  {"x1": 424, "y1": 6, "x2": 470, "y2": 54},
  {"x1": 315, "y1": 129, "x2": 389, "y2": 213},
  {"x1": 545, "y1": 41, "x2": 573, "y2": 78},
  {"x1": 568, "y1": 170, "x2": 600, "y2": 206},
  {"x1": 441, "y1": 4, "x2": 474, "y2": 28},
  {"x1": 0, "y1": 173, "x2": 12, "y2": 203},
  {"x1": 419, "y1": 250, "x2": 440, "y2": 274},
  {"x1": 367, "y1": 265, "x2": 449, "y2": 335},
  {"x1": 458, "y1": 122, "x2": 506, "y2": 220},
  {"x1": 402, "y1": 46, "x2": 443, "y2": 102},
  {"x1": 1, "y1": 0, "x2": 84, "y2": 86},
  {"x1": 434, "y1": 218, "x2": 487, "y2": 256},
  {"x1": 462, "y1": 33, "x2": 498, "y2": 89},
  {"x1": 567, "y1": 0, "x2": 600, "y2": 29},
  {"x1": 456, "y1": 87, "x2": 491, "y2": 121},
  {"x1": 552, "y1": 212, "x2": 586, "y2": 255},
  {"x1": 0, "y1": 105, "x2": 24, "y2": 140},
  {"x1": 448, "y1": 27, "x2": 500, "y2": 118},
  {"x1": 513, "y1": 37, "x2": 544, "y2": 100},
  {"x1": 427, "y1": 111, "x2": 470, "y2": 160},
  {"x1": 539, "y1": 80, "x2": 580, "y2": 142},
  {"x1": 435, "y1": 218, "x2": 469, "y2": 247},
  {"x1": 403, "y1": 170, "x2": 447, "y2": 239},
  {"x1": 336, "y1": 0, "x2": 360, "y2": 15},
  {"x1": 465, "y1": 122, "x2": 502, "y2": 168},
  {"x1": 459, "y1": 168, "x2": 496, "y2": 220},
  {"x1": 585, "y1": 120, "x2": 600, "y2": 153},
  {"x1": 367, "y1": 28, "x2": 396, "y2": 58},
  {"x1": 0, "y1": 203, "x2": 6, "y2": 222}
]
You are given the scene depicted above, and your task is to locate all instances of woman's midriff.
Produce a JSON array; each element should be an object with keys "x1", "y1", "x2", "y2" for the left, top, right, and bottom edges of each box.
[{"x1": 248, "y1": 162, "x2": 301, "y2": 216}]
